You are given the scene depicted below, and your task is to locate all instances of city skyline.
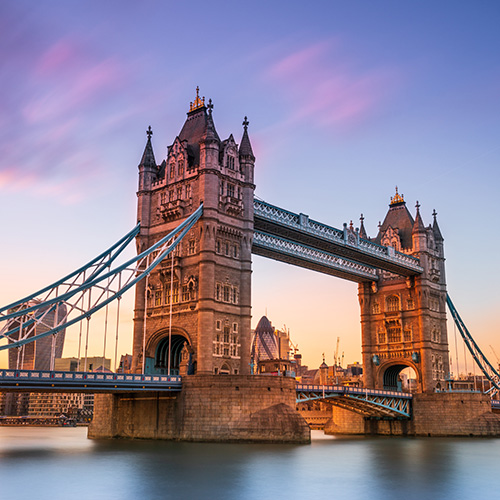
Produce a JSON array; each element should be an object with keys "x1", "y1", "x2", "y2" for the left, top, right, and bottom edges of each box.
[{"x1": 1, "y1": 1, "x2": 499, "y2": 370}]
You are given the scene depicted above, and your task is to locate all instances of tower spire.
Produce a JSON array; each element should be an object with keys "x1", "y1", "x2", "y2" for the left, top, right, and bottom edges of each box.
[
  {"x1": 139, "y1": 125, "x2": 157, "y2": 169},
  {"x1": 359, "y1": 213, "x2": 368, "y2": 239},
  {"x1": 239, "y1": 116, "x2": 255, "y2": 159},
  {"x1": 412, "y1": 201, "x2": 425, "y2": 233}
]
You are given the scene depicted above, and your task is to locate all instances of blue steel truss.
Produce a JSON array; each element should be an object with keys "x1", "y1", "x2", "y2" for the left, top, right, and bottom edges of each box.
[
  {"x1": 447, "y1": 294, "x2": 500, "y2": 396},
  {"x1": 253, "y1": 199, "x2": 423, "y2": 281},
  {"x1": 296, "y1": 384, "x2": 412, "y2": 419},
  {"x1": 0, "y1": 205, "x2": 203, "y2": 351},
  {"x1": 0, "y1": 369, "x2": 181, "y2": 392}
]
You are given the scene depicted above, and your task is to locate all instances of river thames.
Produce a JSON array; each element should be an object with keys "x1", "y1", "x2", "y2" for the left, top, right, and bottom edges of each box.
[{"x1": 0, "y1": 427, "x2": 498, "y2": 500}]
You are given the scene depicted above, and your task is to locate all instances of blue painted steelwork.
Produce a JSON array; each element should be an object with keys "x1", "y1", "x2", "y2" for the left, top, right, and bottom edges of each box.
[
  {"x1": 0, "y1": 204, "x2": 203, "y2": 351},
  {"x1": 253, "y1": 199, "x2": 423, "y2": 280},
  {"x1": 446, "y1": 294, "x2": 500, "y2": 396},
  {"x1": 0, "y1": 369, "x2": 182, "y2": 392},
  {"x1": 296, "y1": 383, "x2": 412, "y2": 418},
  {"x1": 0, "y1": 223, "x2": 140, "y2": 318}
]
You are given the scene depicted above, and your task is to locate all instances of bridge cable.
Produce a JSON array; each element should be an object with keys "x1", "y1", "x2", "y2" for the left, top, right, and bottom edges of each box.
[
  {"x1": 142, "y1": 255, "x2": 149, "y2": 375},
  {"x1": 447, "y1": 294, "x2": 500, "y2": 396},
  {"x1": 0, "y1": 204, "x2": 203, "y2": 352},
  {"x1": 113, "y1": 273, "x2": 122, "y2": 373}
]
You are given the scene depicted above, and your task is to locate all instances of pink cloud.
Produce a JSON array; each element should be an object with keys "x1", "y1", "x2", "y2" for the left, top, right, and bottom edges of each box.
[
  {"x1": 266, "y1": 41, "x2": 400, "y2": 128},
  {"x1": 35, "y1": 40, "x2": 78, "y2": 76}
]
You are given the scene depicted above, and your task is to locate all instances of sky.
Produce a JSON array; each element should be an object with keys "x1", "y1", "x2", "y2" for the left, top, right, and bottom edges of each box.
[{"x1": 1, "y1": 0, "x2": 499, "y2": 371}]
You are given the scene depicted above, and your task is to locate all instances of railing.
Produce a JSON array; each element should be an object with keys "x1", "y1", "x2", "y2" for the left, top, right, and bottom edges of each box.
[
  {"x1": 0, "y1": 369, "x2": 182, "y2": 392},
  {"x1": 296, "y1": 384, "x2": 412, "y2": 400},
  {"x1": 254, "y1": 199, "x2": 422, "y2": 272}
]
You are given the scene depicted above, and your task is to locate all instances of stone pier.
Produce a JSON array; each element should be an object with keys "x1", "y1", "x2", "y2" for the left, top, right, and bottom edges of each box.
[
  {"x1": 324, "y1": 393, "x2": 500, "y2": 437},
  {"x1": 89, "y1": 375, "x2": 310, "y2": 443}
]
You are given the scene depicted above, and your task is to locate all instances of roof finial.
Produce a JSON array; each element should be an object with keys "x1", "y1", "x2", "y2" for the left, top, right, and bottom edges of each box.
[
  {"x1": 243, "y1": 116, "x2": 249, "y2": 130},
  {"x1": 360, "y1": 213, "x2": 364, "y2": 223},
  {"x1": 416, "y1": 200, "x2": 421, "y2": 212},
  {"x1": 390, "y1": 186, "x2": 405, "y2": 206},
  {"x1": 207, "y1": 98, "x2": 213, "y2": 114},
  {"x1": 146, "y1": 125, "x2": 153, "y2": 139},
  {"x1": 189, "y1": 86, "x2": 206, "y2": 112},
  {"x1": 432, "y1": 209, "x2": 437, "y2": 221}
]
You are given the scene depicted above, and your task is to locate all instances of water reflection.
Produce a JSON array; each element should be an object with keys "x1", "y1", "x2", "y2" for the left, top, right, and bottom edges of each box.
[{"x1": 0, "y1": 428, "x2": 498, "y2": 500}]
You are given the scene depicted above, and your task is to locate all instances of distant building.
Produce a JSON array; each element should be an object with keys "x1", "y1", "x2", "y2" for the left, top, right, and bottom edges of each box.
[
  {"x1": 54, "y1": 356, "x2": 111, "y2": 372},
  {"x1": 250, "y1": 316, "x2": 296, "y2": 376},
  {"x1": 7, "y1": 300, "x2": 66, "y2": 371}
]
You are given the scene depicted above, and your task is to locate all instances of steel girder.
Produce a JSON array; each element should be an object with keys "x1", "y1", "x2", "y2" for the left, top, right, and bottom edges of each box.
[{"x1": 296, "y1": 384, "x2": 412, "y2": 419}]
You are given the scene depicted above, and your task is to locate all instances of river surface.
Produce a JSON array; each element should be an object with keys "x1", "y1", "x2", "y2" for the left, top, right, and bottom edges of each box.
[{"x1": 0, "y1": 427, "x2": 498, "y2": 500}]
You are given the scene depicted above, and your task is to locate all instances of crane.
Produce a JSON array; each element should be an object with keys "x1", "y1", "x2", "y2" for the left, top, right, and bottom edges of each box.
[
  {"x1": 333, "y1": 337, "x2": 340, "y2": 367},
  {"x1": 490, "y1": 345, "x2": 500, "y2": 370}
]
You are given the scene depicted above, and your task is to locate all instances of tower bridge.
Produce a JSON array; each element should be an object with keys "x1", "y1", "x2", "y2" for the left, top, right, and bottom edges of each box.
[{"x1": 1, "y1": 89, "x2": 499, "y2": 442}]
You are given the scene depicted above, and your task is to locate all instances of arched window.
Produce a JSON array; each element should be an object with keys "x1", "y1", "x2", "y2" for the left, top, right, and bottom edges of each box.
[{"x1": 386, "y1": 295, "x2": 400, "y2": 312}]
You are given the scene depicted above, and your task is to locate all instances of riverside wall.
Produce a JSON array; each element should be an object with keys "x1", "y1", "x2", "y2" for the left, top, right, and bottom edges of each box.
[
  {"x1": 88, "y1": 375, "x2": 310, "y2": 443},
  {"x1": 324, "y1": 392, "x2": 500, "y2": 437}
]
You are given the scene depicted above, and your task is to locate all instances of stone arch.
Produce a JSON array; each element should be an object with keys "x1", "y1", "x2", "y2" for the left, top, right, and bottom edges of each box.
[
  {"x1": 145, "y1": 327, "x2": 194, "y2": 375},
  {"x1": 379, "y1": 360, "x2": 419, "y2": 392}
]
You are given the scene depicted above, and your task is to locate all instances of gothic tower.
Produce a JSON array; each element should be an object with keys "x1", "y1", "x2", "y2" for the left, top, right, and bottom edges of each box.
[
  {"x1": 358, "y1": 189, "x2": 449, "y2": 392},
  {"x1": 132, "y1": 89, "x2": 255, "y2": 375}
]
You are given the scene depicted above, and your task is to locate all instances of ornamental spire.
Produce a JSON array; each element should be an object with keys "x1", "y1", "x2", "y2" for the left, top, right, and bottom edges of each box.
[
  {"x1": 189, "y1": 86, "x2": 205, "y2": 112},
  {"x1": 239, "y1": 115, "x2": 255, "y2": 159},
  {"x1": 390, "y1": 186, "x2": 405, "y2": 206}
]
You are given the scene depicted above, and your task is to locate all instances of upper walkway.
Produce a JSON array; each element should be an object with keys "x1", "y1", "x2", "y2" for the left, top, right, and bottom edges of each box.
[{"x1": 253, "y1": 199, "x2": 423, "y2": 282}]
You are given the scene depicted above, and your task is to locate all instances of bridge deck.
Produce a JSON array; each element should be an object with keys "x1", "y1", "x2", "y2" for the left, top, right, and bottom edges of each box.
[{"x1": 0, "y1": 369, "x2": 182, "y2": 392}]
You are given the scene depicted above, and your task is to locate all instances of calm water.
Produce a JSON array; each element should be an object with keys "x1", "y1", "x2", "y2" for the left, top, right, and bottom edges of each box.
[{"x1": 0, "y1": 427, "x2": 498, "y2": 500}]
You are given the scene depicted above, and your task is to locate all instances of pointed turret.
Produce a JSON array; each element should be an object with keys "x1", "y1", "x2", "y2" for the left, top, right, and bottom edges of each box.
[
  {"x1": 239, "y1": 116, "x2": 255, "y2": 160},
  {"x1": 139, "y1": 125, "x2": 157, "y2": 170},
  {"x1": 432, "y1": 209, "x2": 444, "y2": 242},
  {"x1": 412, "y1": 201, "x2": 427, "y2": 253},
  {"x1": 138, "y1": 125, "x2": 157, "y2": 193},
  {"x1": 359, "y1": 214, "x2": 368, "y2": 240},
  {"x1": 137, "y1": 126, "x2": 157, "y2": 229},
  {"x1": 412, "y1": 201, "x2": 426, "y2": 234}
]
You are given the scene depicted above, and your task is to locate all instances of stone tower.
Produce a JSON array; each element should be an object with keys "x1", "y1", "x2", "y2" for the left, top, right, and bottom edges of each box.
[
  {"x1": 358, "y1": 189, "x2": 449, "y2": 392},
  {"x1": 132, "y1": 89, "x2": 255, "y2": 376}
]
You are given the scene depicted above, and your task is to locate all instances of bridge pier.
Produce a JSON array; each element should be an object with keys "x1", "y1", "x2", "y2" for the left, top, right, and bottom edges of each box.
[
  {"x1": 89, "y1": 375, "x2": 310, "y2": 443},
  {"x1": 323, "y1": 392, "x2": 500, "y2": 437}
]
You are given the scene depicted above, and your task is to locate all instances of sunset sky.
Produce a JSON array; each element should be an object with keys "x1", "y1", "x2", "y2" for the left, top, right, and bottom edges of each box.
[{"x1": 1, "y1": 1, "x2": 499, "y2": 371}]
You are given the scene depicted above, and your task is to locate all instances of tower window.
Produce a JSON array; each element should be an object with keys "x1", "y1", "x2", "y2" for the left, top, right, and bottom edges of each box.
[
  {"x1": 188, "y1": 240, "x2": 196, "y2": 255},
  {"x1": 227, "y1": 156, "x2": 235, "y2": 170},
  {"x1": 386, "y1": 295, "x2": 400, "y2": 312},
  {"x1": 227, "y1": 184, "x2": 235, "y2": 198},
  {"x1": 186, "y1": 184, "x2": 192, "y2": 199}
]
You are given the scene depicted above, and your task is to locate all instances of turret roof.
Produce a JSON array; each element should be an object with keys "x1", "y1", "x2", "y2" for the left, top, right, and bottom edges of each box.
[
  {"x1": 239, "y1": 116, "x2": 254, "y2": 159},
  {"x1": 139, "y1": 126, "x2": 157, "y2": 169},
  {"x1": 374, "y1": 188, "x2": 415, "y2": 249}
]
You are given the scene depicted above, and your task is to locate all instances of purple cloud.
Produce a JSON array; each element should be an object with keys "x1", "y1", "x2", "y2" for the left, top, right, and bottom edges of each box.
[{"x1": 266, "y1": 41, "x2": 400, "y2": 129}]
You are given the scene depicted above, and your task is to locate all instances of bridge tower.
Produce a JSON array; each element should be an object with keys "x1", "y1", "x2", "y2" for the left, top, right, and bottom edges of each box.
[
  {"x1": 132, "y1": 88, "x2": 255, "y2": 375},
  {"x1": 358, "y1": 189, "x2": 449, "y2": 392}
]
